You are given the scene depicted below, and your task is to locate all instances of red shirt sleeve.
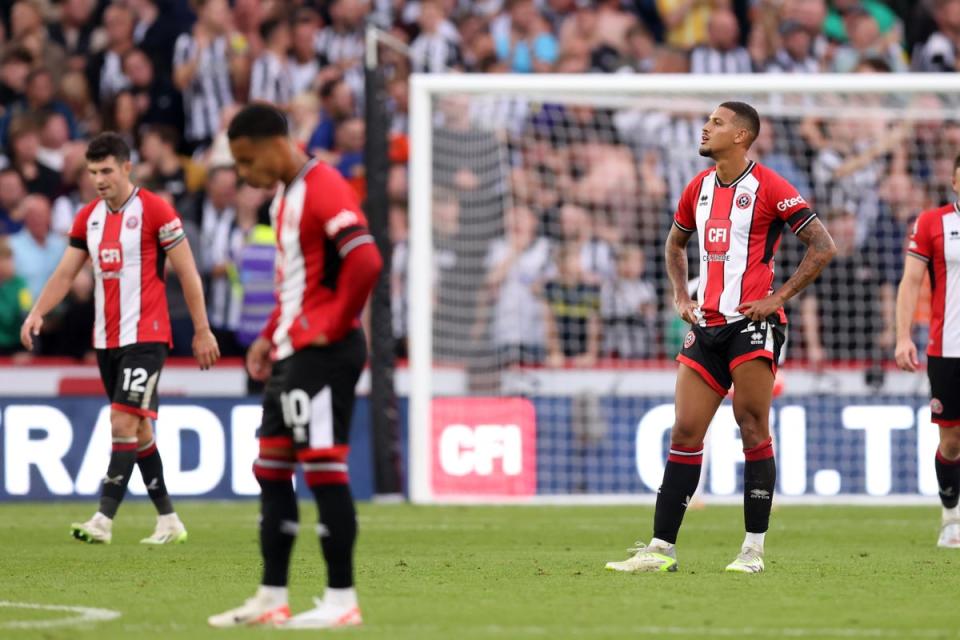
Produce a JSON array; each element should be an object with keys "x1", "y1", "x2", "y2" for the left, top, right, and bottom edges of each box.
[
  {"x1": 764, "y1": 172, "x2": 816, "y2": 233},
  {"x1": 673, "y1": 176, "x2": 699, "y2": 233},
  {"x1": 143, "y1": 191, "x2": 187, "y2": 252},
  {"x1": 908, "y1": 211, "x2": 934, "y2": 263},
  {"x1": 303, "y1": 167, "x2": 383, "y2": 344},
  {"x1": 68, "y1": 200, "x2": 98, "y2": 251}
]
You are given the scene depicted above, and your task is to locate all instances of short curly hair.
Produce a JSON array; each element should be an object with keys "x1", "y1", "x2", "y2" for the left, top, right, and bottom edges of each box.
[
  {"x1": 85, "y1": 132, "x2": 131, "y2": 164},
  {"x1": 227, "y1": 103, "x2": 289, "y2": 141}
]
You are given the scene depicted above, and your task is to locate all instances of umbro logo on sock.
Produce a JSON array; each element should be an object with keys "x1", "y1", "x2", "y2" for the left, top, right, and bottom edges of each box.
[
  {"x1": 103, "y1": 474, "x2": 125, "y2": 486},
  {"x1": 941, "y1": 486, "x2": 956, "y2": 497},
  {"x1": 146, "y1": 478, "x2": 160, "y2": 491},
  {"x1": 749, "y1": 489, "x2": 771, "y2": 500}
]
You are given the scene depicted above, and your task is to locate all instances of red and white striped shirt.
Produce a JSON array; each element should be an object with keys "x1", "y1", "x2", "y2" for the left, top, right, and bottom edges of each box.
[
  {"x1": 69, "y1": 188, "x2": 186, "y2": 349},
  {"x1": 260, "y1": 159, "x2": 382, "y2": 360},
  {"x1": 674, "y1": 161, "x2": 816, "y2": 326},
  {"x1": 907, "y1": 203, "x2": 960, "y2": 357}
]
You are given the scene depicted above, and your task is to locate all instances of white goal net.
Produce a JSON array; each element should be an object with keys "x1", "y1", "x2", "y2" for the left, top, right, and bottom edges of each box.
[{"x1": 406, "y1": 74, "x2": 960, "y2": 504}]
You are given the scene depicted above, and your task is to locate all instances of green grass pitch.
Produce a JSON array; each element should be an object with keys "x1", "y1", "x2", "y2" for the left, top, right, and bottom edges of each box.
[{"x1": 0, "y1": 501, "x2": 957, "y2": 639}]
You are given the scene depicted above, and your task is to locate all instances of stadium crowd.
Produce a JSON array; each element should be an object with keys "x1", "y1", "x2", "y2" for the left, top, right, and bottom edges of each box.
[{"x1": 0, "y1": 0, "x2": 954, "y2": 379}]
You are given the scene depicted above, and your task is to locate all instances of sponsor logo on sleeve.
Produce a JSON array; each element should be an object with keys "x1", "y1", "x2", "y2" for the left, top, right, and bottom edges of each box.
[
  {"x1": 776, "y1": 195, "x2": 806, "y2": 212},
  {"x1": 324, "y1": 210, "x2": 360, "y2": 237}
]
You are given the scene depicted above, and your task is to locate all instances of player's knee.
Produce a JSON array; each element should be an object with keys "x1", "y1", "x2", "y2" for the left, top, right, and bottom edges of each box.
[
  {"x1": 736, "y1": 411, "x2": 769, "y2": 448},
  {"x1": 670, "y1": 422, "x2": 705, "y2": 449},
  {"x1": 254, "y1": 441, "x2": 296, "y2": 484},
  {"x1": 110, "y1": 410, "x2": 140, "y2": 437},
  {"x1": 940, "y1": 429, "x2": 960, "y2": 460}
]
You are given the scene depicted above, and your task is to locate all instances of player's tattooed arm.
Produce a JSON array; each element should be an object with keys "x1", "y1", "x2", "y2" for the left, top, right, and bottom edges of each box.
[
  {"x1": 776, "y1": 217, "x2": 837, "y2": 303},
  {"x1": 665, "y1": 224, "x2": 699, "y2": 324}
]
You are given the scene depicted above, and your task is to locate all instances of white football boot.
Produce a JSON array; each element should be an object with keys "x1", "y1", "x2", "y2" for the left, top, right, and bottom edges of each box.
[
  {"x1": 605, "y1": 540, "x2": 678, "y2": 573},
  {"x1": 71, "y1": 513, "x2": 112, "y2": 544},
  {"x1": 208, "y1": 587, "x2": 291, "y2": 628},
  {"x1": 281, "y1": 589, "x2": 363, "y2": 630},
  {"x1": 725, "y1": 545, "x2": 765, "y2": 573},
  {"x1": 141, "y1": 513, "x2": 188, "y2": 545},
  {"x1": 937, "y1": 518, "x2": 960, "y2": 548}
]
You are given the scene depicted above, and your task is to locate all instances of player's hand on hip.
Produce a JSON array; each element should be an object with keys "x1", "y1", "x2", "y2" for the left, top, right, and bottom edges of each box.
[
  {"x1": 737, "y1": 295, "x2": 782, "y2": 322},
  {"x1": 675, "y1": 297, "x2": 700, "y2": 325},
  {"x1": 246, "y1": 336, "x2": 272, "y2": 381},
  {"x1": 310, "y1": 333, "x2": 328, "y2": 347},
  {"x1": 20, "y1": 313, "x2": 42, "y2": 350},
  {"x1": 894, "y1": 338, "x2": 920, "y2": 372},
  {"x1": 192, "y1": 327, "x2": 220, "y2": 370}
]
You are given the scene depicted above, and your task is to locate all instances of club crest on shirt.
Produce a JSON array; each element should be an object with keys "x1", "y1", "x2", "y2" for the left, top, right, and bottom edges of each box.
[
  {"x1": 683, "y1": 331, "x2": 696, "y2": 349},
  {"x1": 736, "y1": 193, "x2": 752, "y2": 209},
  {"x1": 125, "y1": 216, "x2": 139, "y2": 229},
  {"x1": 931, "y1": 398, "x2": 944, "y2": 415}
]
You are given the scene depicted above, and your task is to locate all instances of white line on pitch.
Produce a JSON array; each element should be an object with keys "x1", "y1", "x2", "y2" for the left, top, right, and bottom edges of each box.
[
  {"x1": 0, "y1": 600, "x2": 121, "y2": 630},
  {"x1": 475, "y1": 625, "x2": 953, "y2": 638}
]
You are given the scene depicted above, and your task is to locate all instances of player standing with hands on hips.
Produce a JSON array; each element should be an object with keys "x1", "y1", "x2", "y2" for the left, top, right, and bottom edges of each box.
[
  {"x1": 21, "y1": 132, "x2": 220, "y2": 545},
  {"x1": 209, "y1": 104, "x2": 382, "y2": 629},
  {"x1": 895, "y1": 152, "x2": 960, "y2": 548},
  {"x1": 605, "y1": 102, "x2": 836, "y2": 574}
]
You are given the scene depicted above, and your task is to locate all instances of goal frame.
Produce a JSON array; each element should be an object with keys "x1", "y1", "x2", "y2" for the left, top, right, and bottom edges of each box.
[{"x1": 407, "y1": 72, "x2": 960, "y2": 505}]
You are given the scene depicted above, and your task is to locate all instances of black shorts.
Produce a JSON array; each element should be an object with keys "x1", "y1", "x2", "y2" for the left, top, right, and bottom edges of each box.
[
  {"x1": 259, "y1": 329, "x2": 367, "y2": 461},
  {"x1": 927, "y1": 356, "x2": 960, "y2": 427},
  {"x1": 676, "y1": 317, "x2": 786, "y2": 397},
  {"x1": 96, "y1": 342, "x2": 168, "y2": 418}
]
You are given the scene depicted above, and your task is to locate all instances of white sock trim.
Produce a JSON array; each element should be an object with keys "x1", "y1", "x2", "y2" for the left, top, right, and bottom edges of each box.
[
  {"x1": 649, "y1": 537, "x2": 674, "y2": 550},
  {"x1": 942, "y1": 505, "x2": 960, "y2": 521},
  {"x1": 744, "y1": 532, "x2": 765, "y2": 551},
  {"x1": 257, "y1": 585, "x2": 289, "y2": 604},
  {"x1": 323, "y1": 587, "x2": 357, "y2": 608}
]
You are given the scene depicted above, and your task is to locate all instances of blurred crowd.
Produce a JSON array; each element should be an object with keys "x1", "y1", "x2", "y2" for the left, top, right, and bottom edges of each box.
[{"x1": 0, "y1": 0, "x2": 954, "y2": 378}]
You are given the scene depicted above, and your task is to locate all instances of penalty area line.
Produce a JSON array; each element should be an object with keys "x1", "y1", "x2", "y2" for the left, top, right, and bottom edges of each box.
[{"x1": 0, "y1": 600, "x2": 121, "y2": 630}]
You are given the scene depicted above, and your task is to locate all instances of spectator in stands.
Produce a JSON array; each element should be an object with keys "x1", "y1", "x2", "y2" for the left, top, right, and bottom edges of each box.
[
  {"x1": 601, "y1": 245, "x2": 657, "y2": 359},
  {"x1": 36, "y1": 112, "x2": 72, "y2": 174},
  {"x1": 495, "y1": 0, "x2": 559, "y2": 73},
  {"x1": 0, "y1": 67, "x2": 79, "y2": 148},
  {"x1": 333, "y1": 117, "x2": 366, "y2": 198},
  {"x1": 616, "y1": 22, "x2": 658, "y2": 73},
  {"x1": 37, "y1": 264, "x2": 96, "y2": 359},
  {"x1": 58, "y1": 71, "x2": 99, "y2": 138},
  {"x1": 194, "y1": 166, "x2": 242, "y2": 356},
  {"x1": 123, "y1": 48, "x2": 185, "y2": 133},
  {"x1": 288, "y1": 8, "x2": 323, "y2": 96},
  {"x1": 316, "y1": 0, "x2": 368, "y2": 98},
  {"x1": 389, "y1": 204, "x2": 408, "y2": 358},
  {"x1": 86, "y1": 3, "x2": 135, "y2": 106},
  {"x1": 250, "y1": 19, "x2": 294, "y2": 108},
  {"x1": 173, "y1": 0, "x2": 245, "y2": 151},
  {"x1": 410, "y1": 0, "x2": 464, "y2": 73},
  {"x1": 0, "y1": 47, "x2": 31, "y2": 107},
  {"x1": 288, "y1": 91, "x2": 321, "y2": 148},
  {"x1": 824, "y1": 0, "x2": 902, "y2": 44},
  {"x1": 0, "y1": 169, "x2": 27, "y2": 234},
  {"x1": 0, "y1": 236, "x2": 31, "y2": 356},
  {"x1": 831, "y1": 9, "x2": 908, "y2": 72},
  {"x1": 656, "y1": 0, "x2": 723, "y2": 50},
  {"x1": 483, "y1": 205, "x2": 551, "y2": 366},
  {"x1": 544, "y1": 242, "x2": 601, "y2": 368},
  {"x1": 126, "y1": 0, "x2": 181, "y2": 78},
  {"x1": 51, "y1": 160, "x2": 96, "y2": 237},
  {"x1": 751, "y1": 117, "x2": 812, "y2": 198},
  {"x1": 7, "y1": 115, "x2": 61, "y2": 197},
  {"x1": 308, "y1": 78, "x2": 355, "y2": 157},
  {"x1": 913, "y1": 0, "x2": 960, "y2": 71},
  {"x1": 690, "y1": 8, "x2": 752, "y2": 74},
  {"x1": 9, "y1": 0, "x2": 66, "y2": 85},
  {"x1": 9, "y1": 195, "x2": 64, "y2": 301},
  {"x1": 800, "y1": 209, "x2": 885, "y2": 375},
  {"x1": 557, "y1": 203, "x2": 615, "y2": 284},
  {"x1": 102, "y1": 89, "x2": 140, "y2": 154},
  {"x1": 48, "y1": 0, "x2": 98, "y2": 73},
  {"x1": 136, "y1": 125, "x2": 193, "y2": 206},
  {"x1": 766, "y1": 19, "x2": 821, "y2": 72}
]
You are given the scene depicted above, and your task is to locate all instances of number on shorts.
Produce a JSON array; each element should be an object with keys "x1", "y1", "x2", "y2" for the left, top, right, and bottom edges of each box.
[
  {"x1": 121, "y1": 367, "x2": 148, "y2": 393},
  {"x1": 281, "y1": 389, "x2": 311, "y2": 443}
]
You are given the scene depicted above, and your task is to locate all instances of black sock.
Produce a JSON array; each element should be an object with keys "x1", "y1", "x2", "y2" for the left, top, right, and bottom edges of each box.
[
  {"x1": 137, "y1": 440, "x2": 174, "y2": 516},
  {"x1": 653, "y1": 445, "x2": 703, "y2": 545},
  {"x1": 258, "y1": 477, "x2": 299, "y2": 587},
  {"x1": 99, "y1": 443, "x2": 137, "y2": 518},
  {"x1": 936, "y1": 449, "x2": 960, "y2": 509},
  {"x1": 743, "y1": 438, "x2": 776, "y2": 534},
  {"x1": 311, "y1": 484, "x2": 357, "y2": 589}
]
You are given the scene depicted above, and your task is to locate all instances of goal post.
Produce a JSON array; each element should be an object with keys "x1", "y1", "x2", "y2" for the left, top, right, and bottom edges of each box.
[{"x1": 407, "y1": 72, "x2": 960, "y2": 505}]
